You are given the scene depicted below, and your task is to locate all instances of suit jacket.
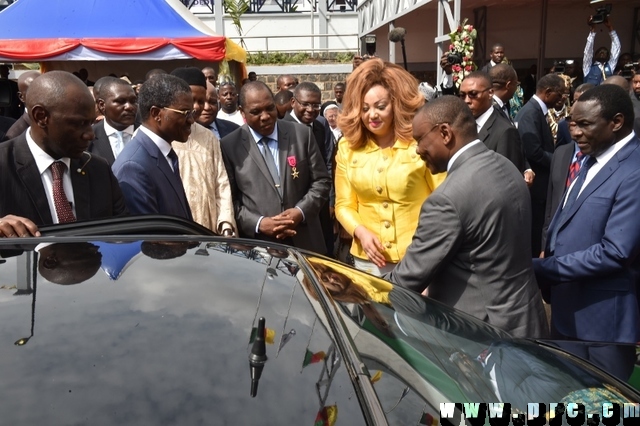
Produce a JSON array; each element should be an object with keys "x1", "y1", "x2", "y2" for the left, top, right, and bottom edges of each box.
[
  {"x1": 112, "y1": 131, "x2": 193, "y2": 220},
  {"x1": 215, "y1": 118, "x2": 240, "y2": 140},
  {"x1": 220, "y1": 120, "x2": 331, "y2": 253},
  {"x1": 478, "y1": 109, "x2": 526, "y2": 173},
  {"x1": 0, "y1": 133, "x2": 127, "y2": 225},
  {"x1": 540, "y1": 142, "x2": 575, "y2": 250},
  {"x1": 88, "y1": 121, "x2": 116, "y2": 165},
  {"x1": 3, "y1": 113, "x2": 30, "y2": 141},
  {"x1": 534, "y1": 136, "x2": 640, "y2": 343},
  {"x1": 515, "y1": 98, "x2": 554, "y2": 204},
  {"x1": 0, "y1": 115, "x2": 15, "y2": 142},
  {"x1": 283, "y1": 112, "x2": 332, "y2": 169},
  {"x1": 555, "y1": 119, "x2": 572, "y2": 149},
  {"x1": 386, "y1": 142, "x2": 548, "y2": 338}
]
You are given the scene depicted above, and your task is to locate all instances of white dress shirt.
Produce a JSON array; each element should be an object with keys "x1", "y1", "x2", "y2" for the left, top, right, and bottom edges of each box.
[
  {"x1": 217, "y1": 110, "x2": 245, "y2": 126},
  {"x1": 26, "y1": 128, "x2": 75, "y2": 224},
  {"x1": 103, "y1": 120, "x2": 134, "y2": 159},
  {"x1": 139, "y1": 126, "x2": 176, "y2": 172},
  {"x1": 448, "y1": 140, "x2": 482, "y2": 172},
  {"x1": 475, "y1": 107, "x2": 494, "y2": 133}
]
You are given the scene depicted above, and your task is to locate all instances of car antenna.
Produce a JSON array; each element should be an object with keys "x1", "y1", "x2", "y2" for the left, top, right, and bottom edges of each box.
[{"x1": 249, "y1": 317, "x2": 268, "y2": 397}]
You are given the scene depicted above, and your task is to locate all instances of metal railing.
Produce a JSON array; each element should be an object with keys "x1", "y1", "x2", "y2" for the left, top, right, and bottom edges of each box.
[
  {"x1": 228, "y1": 33, "x2": 359, "y2": 55},
  {"x1": 182, "y1": 0, "x2": 357, "y2": 13}
]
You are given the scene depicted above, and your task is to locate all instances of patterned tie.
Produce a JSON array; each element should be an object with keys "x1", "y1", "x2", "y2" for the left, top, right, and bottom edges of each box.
[
  {"x1": 50, "y1": 161, "x2": 76, "y2": 223},
  {"x1": 114, "y1": 131, "x2": 123, "y2": 156},
  {"x1": 167, "y1": 149, "x2": 181, "y2": 180},
  {"x1": 566, "y1": 151, "x2": 584, "y2": 189},
  {"x1": 259, "y1": 137, "x2": 282, "y2": 197},
  {"x1": 549, "y1": 156, "x2": 596, "y2": 252}
]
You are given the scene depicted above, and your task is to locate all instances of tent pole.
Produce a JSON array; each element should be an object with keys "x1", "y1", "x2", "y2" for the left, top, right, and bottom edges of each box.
[{"x1": 537, "y1": 0, "x2": 548, "y2": 80}]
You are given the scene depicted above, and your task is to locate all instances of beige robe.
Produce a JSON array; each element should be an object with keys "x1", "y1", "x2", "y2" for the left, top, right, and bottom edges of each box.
[{"x1": 172, "y1": 123, "x2": 236, "y2": 234}]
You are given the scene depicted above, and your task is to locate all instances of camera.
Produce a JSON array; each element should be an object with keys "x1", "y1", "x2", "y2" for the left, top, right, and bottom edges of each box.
[
  {"x1": 554, "y1": 61, "x2": 565, "y2": 74},
  {"x1": 364, "y1": 34, "x2": 377, "y2": 57},
  {"x1": 447, "y1": 51, "x2": 463, "y2": 65},
  {"x1": 590, "y1": 3, "x2": 612, "y2": 25},
  {"x1": 620, "y1": 63, "x2": 638, "y2": 79}
]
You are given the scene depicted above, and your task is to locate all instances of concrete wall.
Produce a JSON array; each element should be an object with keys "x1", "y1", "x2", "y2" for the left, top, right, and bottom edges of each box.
[{"x1": 248, "y1": 64, "x2": 351, "y2": 100}]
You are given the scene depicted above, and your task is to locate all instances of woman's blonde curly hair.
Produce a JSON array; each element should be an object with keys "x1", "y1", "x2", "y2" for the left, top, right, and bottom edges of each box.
[{"x1": 338, "y1": 58, "x2": 424, "y2": 150}]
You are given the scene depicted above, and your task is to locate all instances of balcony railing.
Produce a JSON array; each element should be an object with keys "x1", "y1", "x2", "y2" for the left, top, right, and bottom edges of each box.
[
  {"x1": 228, "y1": 33, "x2": 359, "y2": 55},
  {"x1": 181, "y1": 0, "x2": 357, "y2": 13}
]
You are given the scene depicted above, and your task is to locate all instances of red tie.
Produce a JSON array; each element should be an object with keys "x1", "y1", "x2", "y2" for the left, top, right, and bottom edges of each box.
[
  {"x1": 50, "y1": 162, "x2": 76, "y2": 223},
  {"x1": 566, "y1": 151, "x2": 584, "y2": 189}
]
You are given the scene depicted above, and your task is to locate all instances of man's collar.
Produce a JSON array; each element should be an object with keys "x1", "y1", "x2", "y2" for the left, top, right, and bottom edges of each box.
[
  {"x1": 248, "y1": 122, "x2": 279, "y2": 144},
  {"x1": 139, "y1": 125, "x2": 172, "y2": 157},
  {"x1": 103, "y1": 120, "x2": 134, "y2": 136},
  {"x1": 492, "y1": 94, "x2": 504, "y2": 108},
  {"x1": 532, "y1": 95, "x2": 548, "y2": 115},
  {"x1": 476, "y1": 106, "x2": 494, "y2": 131},
  {"x1": 25, "y1": 128, "x2": 71, "y2": 176},
  {"x1": 447, "y1": 139, "x2": 482, "y2": 172}
]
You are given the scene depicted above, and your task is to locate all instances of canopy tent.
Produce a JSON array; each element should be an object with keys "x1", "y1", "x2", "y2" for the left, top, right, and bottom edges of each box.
[{"x1": 0, "y1": 0, "x2": 245, "y2": 80}]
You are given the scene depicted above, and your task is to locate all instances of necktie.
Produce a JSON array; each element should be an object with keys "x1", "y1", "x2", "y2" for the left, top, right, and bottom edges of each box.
[
  {"x1": 259, "y1": 138, "x2": 282, "y2": 197},
  {"x1": 114, "y1": 131, "x2": 123, "y2": 156},
  {"x1": 167, "y1": 149, "x2": 181, "y2": 179},
  {"x1": 549, "y1": 156, "x2": 596, "y2": 252},
  {"x1": 50, "y1": 161, "x2": 76, "y2": 223},
  {"x1": 566, "y1": 151, "x2": 584, "y2": 188}
]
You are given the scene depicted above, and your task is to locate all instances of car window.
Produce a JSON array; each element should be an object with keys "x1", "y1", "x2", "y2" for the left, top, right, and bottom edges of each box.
[
  {"x1": 303, "y1": 256, "x2": 640, "y2": 419},
  {"x1": 0, "y1": 241, "x2": 367, "y2": 426}
]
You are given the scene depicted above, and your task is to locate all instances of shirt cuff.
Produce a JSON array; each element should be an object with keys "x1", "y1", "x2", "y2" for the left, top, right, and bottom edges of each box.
[
  {"x1": 295, "y1": 206, "x2": 306, "y2": 222},
  {"x1": 255, "y1": 216, "x2": 264, "y2": 234}
]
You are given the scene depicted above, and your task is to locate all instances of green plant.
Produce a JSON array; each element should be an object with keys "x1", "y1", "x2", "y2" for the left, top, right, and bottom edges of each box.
[
  {"x1": 335, "y1": 52, "x2": 355, "y2": 63},
  {"x1": 224, "y1": 0, "x2": 249, "y2": 49}
]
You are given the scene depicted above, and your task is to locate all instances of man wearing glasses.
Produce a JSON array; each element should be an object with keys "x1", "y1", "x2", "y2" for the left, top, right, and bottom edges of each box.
[
  {"x1": 284, "y1": 82, "x2": 334, "y2": 256},
  {"x1": 112, "y1": 74, "x2": 193, "y2": 220},
  {"x1": 515, "y1": 73, "x2": 566, "y2": 256}
]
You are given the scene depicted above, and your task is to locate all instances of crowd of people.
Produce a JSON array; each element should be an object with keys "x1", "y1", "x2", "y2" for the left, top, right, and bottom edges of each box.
[{"x1": 1, "y1": 14, "x2": 640, "y2": 381}]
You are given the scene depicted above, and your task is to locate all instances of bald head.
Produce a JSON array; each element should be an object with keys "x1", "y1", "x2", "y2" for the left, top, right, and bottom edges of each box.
[
  {"x1": 26, "y1": 71, "x2": 93, "y2": 113},
  {"x1": 26, "y1": 71, "x2": 96, "y2": 159},
  {"x1": 17, "y1": 71, "x2": 40, "y2": 103},
  {"x1": 603, "y1": 75, "x2": 630, "y2": 92}
]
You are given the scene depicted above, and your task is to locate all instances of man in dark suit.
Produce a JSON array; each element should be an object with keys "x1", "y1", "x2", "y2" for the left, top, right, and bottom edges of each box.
[
  {"x1": 3, "y1": 71, "x2": 39, "y2": 141},
  {"x1": 220, "y1": 81, "x2": 331, "y2": 253},
  {"x1": 0, "y1": 71, "x2": 127, "y2": 237},
  {"x1": 284, "y1": 82, "x2": 334, "y2": 255},
  {"x1": 459, "y1": 71, "x2": 525, "y2": 173},
  {"x1": 88, "y1": 77, "x2": 138, "y2": 165},
  {"x1": 534, "y1": 85, "x2": 640, "y2": 380},
  {"x1": 196, "y1": 81, "x2": 239, "y2": 140},
  {"x1": 480, "y1": 43, "x2": 505, "y2": 73},
  {"x1": 112, "y1": 74, "x2": 193, "y2": 220},
  {"x1": 386, "y1": 96, "x2": 547, "y2": 338},
  {"x1": 515, "y1": 73, "x2": 566, "y2": 255}
]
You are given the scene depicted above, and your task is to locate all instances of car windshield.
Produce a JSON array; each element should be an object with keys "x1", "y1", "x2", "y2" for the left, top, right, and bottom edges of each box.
[
  {"x1": 0, "y1": 239, "x2": 367, "y2": 426},
  {"x1": 303, "y1": 256, "x2": 640, "y2": 417}
]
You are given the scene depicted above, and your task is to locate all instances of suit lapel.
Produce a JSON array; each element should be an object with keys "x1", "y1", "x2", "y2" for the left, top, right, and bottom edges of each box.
[
  {"x1": 91, "y1": 124, "x2": 116, "y2": 164},
  {"x1": 14, "y1": 137, "x2": 52, "y2": 224},
  {"x1": 138, "y1": 134, "x2": 190, "y2": 216},
  {"x1": 70, "y1": 157, "x2": 91, "y2": 220},
  {"x1": 448, "y1": 141, "x2": 488, "y2": 175},
  {"x1": 478, "y1": 113, "x2": 495, "y2": 143},
  {"x1": 277, "y1": 123, "x2": 292, "y2": 196},
  {"x1": 240, "y1": 125, "x2": 282, "y2": 197},
  {"x1": 558, "y1": 139, "x2": 638, "y2": 229}
]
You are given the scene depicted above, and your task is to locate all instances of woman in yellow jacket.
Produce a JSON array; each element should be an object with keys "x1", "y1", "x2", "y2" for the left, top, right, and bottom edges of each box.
[{"x1": 335, "y1": 59, "x2": 444, "y2": 276}]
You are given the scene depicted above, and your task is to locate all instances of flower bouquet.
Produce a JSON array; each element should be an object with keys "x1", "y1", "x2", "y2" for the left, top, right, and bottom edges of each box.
[{"x1": 448, "y1": 19, "x2": 477, "y2": 88}]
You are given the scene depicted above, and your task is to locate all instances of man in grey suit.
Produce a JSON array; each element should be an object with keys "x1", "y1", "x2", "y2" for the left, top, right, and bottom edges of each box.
[
  {"x1": 89, "y1": 77, "x2": 138, "y2": 165},
  {"x1": 515, "y1": 73, "x2": 566, "y2": 256},
  {"x1": 220, "y1": 81, "x2": 330, "y2": 254},
  {"x1": 385, "y1": 96, "x2": 547, "y2": 338}
]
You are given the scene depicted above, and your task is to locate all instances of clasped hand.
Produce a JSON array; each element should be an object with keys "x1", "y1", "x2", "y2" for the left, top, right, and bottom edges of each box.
[{"x1": 259, "y1": 208, "x2": 303, "y2": 239}]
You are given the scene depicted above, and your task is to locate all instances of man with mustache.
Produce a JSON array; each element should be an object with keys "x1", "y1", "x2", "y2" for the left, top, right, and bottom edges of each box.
[{"x1": 0, "y1": 71, "x2": 127, "y2": 237}]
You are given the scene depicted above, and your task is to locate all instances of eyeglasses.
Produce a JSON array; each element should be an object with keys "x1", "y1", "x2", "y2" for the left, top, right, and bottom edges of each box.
[
  {"x1": 293, "y1": 96, "x2": 321, "y2": 111},
  {"x1": 458, "y1": 88, "x2": 491, "y2": 100},
  {"x1": 163, "y1": 107, "x2": 196, "y2": 119},
  {"x1": 417, "y1": 122, "x2": 447, "y2": 141}
]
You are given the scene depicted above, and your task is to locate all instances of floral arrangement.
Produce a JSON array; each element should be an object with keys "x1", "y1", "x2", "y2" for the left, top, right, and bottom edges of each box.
[{"x1": 448, "y1": 19, "x2": 477, "y2": 88}]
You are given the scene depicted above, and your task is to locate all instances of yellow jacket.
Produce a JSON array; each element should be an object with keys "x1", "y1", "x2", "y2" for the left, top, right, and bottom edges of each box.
[{"x1": 335, "y1": 138, "x2": 445, "y2": 263}]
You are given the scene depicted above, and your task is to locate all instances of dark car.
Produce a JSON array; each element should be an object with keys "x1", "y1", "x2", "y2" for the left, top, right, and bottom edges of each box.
[{"x1": 0, "y1": 217, "x2": 638, "y2": 425}]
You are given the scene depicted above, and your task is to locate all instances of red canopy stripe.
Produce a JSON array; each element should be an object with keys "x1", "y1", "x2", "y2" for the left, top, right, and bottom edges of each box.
[{"x1": 0, "y1": 37, "x2": 226, "y2": 61}]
